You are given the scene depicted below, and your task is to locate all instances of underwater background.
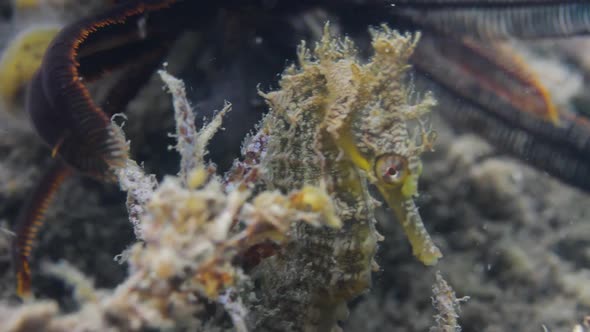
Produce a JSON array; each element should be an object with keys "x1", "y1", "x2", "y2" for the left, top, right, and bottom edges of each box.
[{"x1": 0, "y1": 1, "x2": 589, "y2": 331}]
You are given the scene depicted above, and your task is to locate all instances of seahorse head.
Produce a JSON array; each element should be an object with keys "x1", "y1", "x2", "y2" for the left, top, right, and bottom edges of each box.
[{"x1": 317, "y1": 26, "x2": 442, "y2": 265}]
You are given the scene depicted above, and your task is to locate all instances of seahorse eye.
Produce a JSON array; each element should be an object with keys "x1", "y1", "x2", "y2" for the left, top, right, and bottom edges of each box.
[{"x1": 375, "y1": 154, "x2": 408, "y2": 184}]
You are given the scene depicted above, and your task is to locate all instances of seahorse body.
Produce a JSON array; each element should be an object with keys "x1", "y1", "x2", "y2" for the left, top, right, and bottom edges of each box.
[{"x1": 250, "y1": 26, "x2": 441, "y2": 331}]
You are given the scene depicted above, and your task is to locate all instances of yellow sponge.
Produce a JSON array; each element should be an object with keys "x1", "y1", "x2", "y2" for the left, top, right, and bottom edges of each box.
[
  {"x1": 13, "y1": 0, "x2": 41, "y2": 9},
  {"x1": 0, "y1": 25, "x2": 60, "y2": 112}
]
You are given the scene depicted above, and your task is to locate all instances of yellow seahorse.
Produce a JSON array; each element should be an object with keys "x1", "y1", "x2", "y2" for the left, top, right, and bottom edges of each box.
[{"x1": 249, "y1": 25, "x2": 441, "y2": 331}]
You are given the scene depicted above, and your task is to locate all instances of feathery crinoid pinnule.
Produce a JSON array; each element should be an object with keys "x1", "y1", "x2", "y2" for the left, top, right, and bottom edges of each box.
[
  {"x1": 25, "y1": 0, "x2": 186, "y2": 180},
  {"x1": 392, "y1": 1, "x2": 590, "y2": 191},
  {"x1": 12, "y1": 162, "x2": 71, "y2": 298},
  {"x1": 251, "y1": 25, "x2": 440, "y2": 331}
]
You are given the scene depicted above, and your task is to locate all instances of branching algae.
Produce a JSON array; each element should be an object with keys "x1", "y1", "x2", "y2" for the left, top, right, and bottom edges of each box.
[{"x1": 247, "y1": 25, "x2": 441, "y2": 330}]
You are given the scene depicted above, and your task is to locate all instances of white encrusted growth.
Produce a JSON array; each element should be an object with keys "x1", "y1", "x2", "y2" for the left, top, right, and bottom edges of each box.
[
  {"x1": 159, "y1": 69, "x2": 231, "y2": 184},
  {"x1": 41, "y1": 260, "x2": 98, "y2": 304},
  {"x1": 116, "y1": 158, "x2": 157, "y2": 240},
  {"x1": 219, "y1": 288, "x2": 249, "y2": 332},
  {"x1": 159, "y1": 69, "x2": 198, "y2": 184},
  {"x1": 430, "y1": 271, "x2": 469, "y2": 332},
  {"x1": 195, "y1": 102, "x2": 231, "y2": 168}
]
